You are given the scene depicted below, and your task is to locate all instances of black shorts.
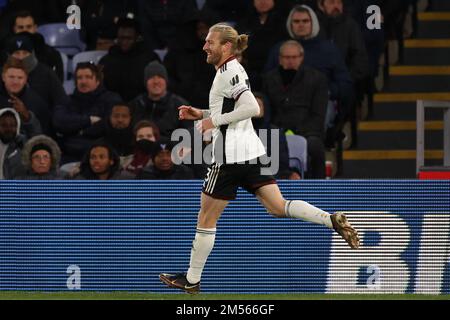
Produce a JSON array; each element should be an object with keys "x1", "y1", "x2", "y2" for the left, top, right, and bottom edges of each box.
[{"x1": 202, "y1": 160, "x2": 277, "y2": 200}]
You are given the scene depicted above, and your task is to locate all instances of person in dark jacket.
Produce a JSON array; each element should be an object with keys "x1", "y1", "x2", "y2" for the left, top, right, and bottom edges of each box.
[
  {"x1": 96, "y1": 103, "x2": 135, "y2": 159},
  {"x1": 129, "y1": 61, "x2": 191, "y2": 138},
  {"x1": 164, "y1": 9, "x2": 217, "y2": 109},
  {"x1": 73, "y1": 142, "x2": 130, "y2": 180},
  {"x1": 0, "y1": 57, "x2": 49, "y2": 135},
  {"x1": 137, "y1": 0, "x2": 198, "y2": 50},
  {"x1": 236, "y1": 0, "x2": 289, "y2": 91},
  {"x1": 265, "y1": 5, "x2": 352, "y2": 108},
  {"x1": 53, "y1": 62, "x2": 122, "y2": 163},
  {"x1": 99, "y1": 18, "x2": 160, "y2": 101},
  {"x1": 12, "y1": 10, "x2": 64, "y2": 81},
  {"x1": 317, "y1": 0, "x2": 369, "y2": 147},
  {"x1": 316, "y1": 0, "x2": 369, "y2": 85},
  {"x1": 263, "y1": 40, "x2": 328, "y2": 179},
  {"x1": 17, "y1": 134, "x2": 63, "y2": 179},
  {"x1": 0, "y1": 108, "x2": 41, "y2": 179},
  {"x1": 252, "y1": 92, "x2": 299, "y2": 180},
  {"x1": 136, "y1": 139, "x2": 195, "y2": 180},
  {"x1": 5, "y1": 32, "x2": 68, "y2": 113}
]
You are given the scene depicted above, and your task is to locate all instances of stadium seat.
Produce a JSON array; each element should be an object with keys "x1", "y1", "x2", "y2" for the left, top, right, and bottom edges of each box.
[
  {"x1": 37, "y1": 23, "x2": 86, "y2": 56},
  {"x1": 59, "y1": 51, "x2": 68, "y2": 81},
  {"x1": 286, "y1": 134, "x2": 308, "y2": 177},
  {"x1": 63, "y1": 80, "x2": 75, "y2": 95},
  {"x1": 71, "y1": 50, "x2": 107, "y2": 71}
]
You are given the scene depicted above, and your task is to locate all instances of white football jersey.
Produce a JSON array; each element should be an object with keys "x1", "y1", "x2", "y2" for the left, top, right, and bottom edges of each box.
[{"x1": 208, "y1": 57, "x2": 266, "y2": 164}]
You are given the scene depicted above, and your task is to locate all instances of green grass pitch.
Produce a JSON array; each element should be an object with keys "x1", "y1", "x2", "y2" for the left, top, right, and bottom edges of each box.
[{"x1": 0, "y1": 292, "x2": 449, "y2": 300}]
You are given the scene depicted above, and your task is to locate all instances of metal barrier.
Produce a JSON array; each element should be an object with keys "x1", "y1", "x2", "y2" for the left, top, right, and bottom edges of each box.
[{"x1": 416, "y1": 100, "x2": 450, "y2": 174}]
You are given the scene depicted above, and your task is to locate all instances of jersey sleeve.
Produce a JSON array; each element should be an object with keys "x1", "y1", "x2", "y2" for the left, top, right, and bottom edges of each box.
[{"x1": 220, "y1": 70, "x2": 249, "y2": 100}]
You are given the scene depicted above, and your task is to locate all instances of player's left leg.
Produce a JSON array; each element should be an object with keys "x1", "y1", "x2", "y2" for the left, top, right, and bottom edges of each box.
[{"x1": 254, "y1": 184, "x2": 360, "y2": 249}]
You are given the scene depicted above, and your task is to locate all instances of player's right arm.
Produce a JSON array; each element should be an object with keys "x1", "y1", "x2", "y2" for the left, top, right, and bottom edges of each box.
[{"x1": 178, "y1": 105, "x2": 208, "y2": 121}]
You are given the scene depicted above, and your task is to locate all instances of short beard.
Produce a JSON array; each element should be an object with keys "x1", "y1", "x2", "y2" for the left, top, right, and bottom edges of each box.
[{"x1": 207, "y1": 53, "x2": 221, "y2": 66}]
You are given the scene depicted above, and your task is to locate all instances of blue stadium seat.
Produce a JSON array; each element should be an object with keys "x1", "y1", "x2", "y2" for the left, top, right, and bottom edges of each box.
[
  {"x1": 37, "y1": 23, "x2": 86, "y2": 56},
  {"x1": 71, "y1": 50, "x2": 107, "y2": 71},
  {"x1": 286, "y1": 134, "x2": 308, "y2": 177},
  {"x1": 59, "y1": 51, "x2": 68, "y2": 81}
]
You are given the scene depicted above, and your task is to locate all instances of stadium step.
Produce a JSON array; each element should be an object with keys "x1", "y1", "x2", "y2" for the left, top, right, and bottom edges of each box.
[
  {"x1": 403, "y1": 40, "x2": 450, "y2": 65},
  {"x1": 338, "y1": 5, "x2": 450, "y2": 179},
  {"x1": 356, "y1": 120, "x2": 444, "y2": 150},
  {"x1": 371, "y1": 102, "x2": 443, "y2": 121}
]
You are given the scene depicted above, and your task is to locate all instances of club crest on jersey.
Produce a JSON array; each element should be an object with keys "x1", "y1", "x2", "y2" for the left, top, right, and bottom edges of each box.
[{"x1": 230, "y1": 75, "x2": 239, "y2": 86}]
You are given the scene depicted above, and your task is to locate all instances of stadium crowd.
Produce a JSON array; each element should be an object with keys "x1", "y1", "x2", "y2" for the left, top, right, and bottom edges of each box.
[{"x1": 0, "y1": 0, "x2": 417, "y2": 180}]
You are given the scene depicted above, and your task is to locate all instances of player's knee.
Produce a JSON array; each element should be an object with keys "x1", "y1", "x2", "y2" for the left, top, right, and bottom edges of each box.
[{"x1": 265, "y1": 200, "x2": 287, "y2": 218}]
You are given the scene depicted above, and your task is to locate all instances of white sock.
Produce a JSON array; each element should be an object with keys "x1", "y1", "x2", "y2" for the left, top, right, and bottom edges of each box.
[
  {"x1": 186, "y1": 227, "x2": 216, "y2": 284},
  {"x1": 285, "y1": 200, "x2": 333, "y2": 229}
]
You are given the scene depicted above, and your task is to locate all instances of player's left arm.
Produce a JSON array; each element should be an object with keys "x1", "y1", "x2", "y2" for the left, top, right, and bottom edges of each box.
[
  {"x1": 211, "y1": 90, "x2": 259, "y2": 126},
  {"x1": 197, "y1": 90, "x2": 259, "y2": 132}
]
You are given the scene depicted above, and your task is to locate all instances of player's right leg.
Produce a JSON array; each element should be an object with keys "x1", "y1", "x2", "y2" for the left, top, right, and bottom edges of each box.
[
  {"x1": 255, "y1": 184, "x2": 360, "y2": 249},
  {"x1": 160, "y1": 191, "x2": 229, "y2": 294}
]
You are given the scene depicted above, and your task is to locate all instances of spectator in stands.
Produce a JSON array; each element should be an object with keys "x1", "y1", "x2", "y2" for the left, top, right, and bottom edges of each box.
[
  {"x1": 5, "y1": 32, "x2": 68, "y2": 132},
  {"x1": 17, "y1": 134, "x2": 63, "y2": 179},
  {"x1": 129, "y1": 61, "x2": 191, "y2": 138},
  {"x1": 263, "y1": 40, "x2": 328, "y2": 179},
  {"x1": 122, "y1": 120, "x2": 159, "y2": 175},
  {"x1": 73, "y1": 142, "x2": 129, "y2": 180},
  {"x1": 0, "y1": 57, "x2": 49, "y2": 135},
  {"x1": 202, "y1": 0, "x2": 251, "y2": 23},
  {"x1": 316, "y1": 0, "x2": 369, "y2": 86},
  {"x1": 236, "y1": 0, "x2": 289, "y2": 90},
  {"x1": 53, "y1": 62, "x2": 122, "y2": 163},
  {"x1": 172, "y1": 126, "x2": 211, "y2": 179},
  {"x1": 99, "y1": 18, "x2": 159, "y2": 101},
  {"x1": 81, "y1": 0, "x2": 138, "y2": 50},
  {"x1": 265, "y1": 5, "x2": 352, "y2": 110},
  {"x1": 137, "y1": 0, "x2": 198, "y2": 50},
  {"x1": 97, "y1": 103, "x2": 134, "y2": 159},
  {"x1": 136, "y1": 140, "x2": 195, "y2": 180},
  {"x1": 252, "y1": 92, "x2": 299, "y2": 180},
  {"x1": 0, "y1": 108, "x2": 41, "y2": 179},
  {"x1": 164, "y1": 9, "x2": 217, "y2": 109},
  {"x1": 12, "y1": 10, "x2": 64, "y2": 81},
  {"x1": 265, "y1": 5, "x2": 353, "y2": 174},
  {"x1": 95, "y1": 24, "x2": 117, "y2": 51},
  {"x1": 316, "y1": 0, "x2": 369, "y2": 146}
]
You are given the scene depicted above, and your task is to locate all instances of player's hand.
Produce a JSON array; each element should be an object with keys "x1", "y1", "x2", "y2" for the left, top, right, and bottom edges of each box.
[
  {"x1": 195, "y1": 117, "x2": 215, "y2": 133},
  {"x1": 178, "y1": 105, "x2": 203, "y2": 120}
]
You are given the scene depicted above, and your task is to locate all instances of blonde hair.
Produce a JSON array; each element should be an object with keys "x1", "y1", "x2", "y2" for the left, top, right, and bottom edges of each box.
[{"x1": 209, "y1": 23, "x2": 248, "y2": 54}]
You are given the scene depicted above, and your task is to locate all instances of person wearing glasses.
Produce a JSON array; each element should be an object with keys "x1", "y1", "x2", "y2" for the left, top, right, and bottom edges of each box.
[{"x1": 17, "y1": 134, "x2": 63, "y2": 180}]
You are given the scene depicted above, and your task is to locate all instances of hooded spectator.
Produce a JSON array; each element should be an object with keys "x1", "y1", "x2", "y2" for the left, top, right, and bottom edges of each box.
[
  {"x1": 18, "y1": 134, "x2": 63, "y2": 179},
  {"x1": 99, "y1": 18, "x2": 160, "y2": 101},
  {"x1": 0, "y1": 108, "x2": 27, "y2": 178}
]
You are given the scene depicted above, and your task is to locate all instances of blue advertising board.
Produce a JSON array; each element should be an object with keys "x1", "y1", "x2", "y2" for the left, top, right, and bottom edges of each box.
[{"x1": 0, "y1": 180, "x2": 449, "y2": 294}]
